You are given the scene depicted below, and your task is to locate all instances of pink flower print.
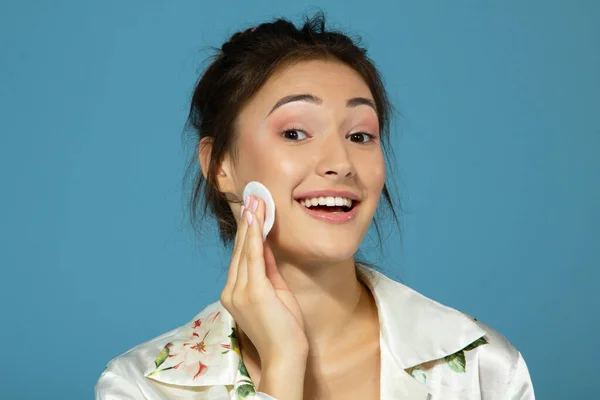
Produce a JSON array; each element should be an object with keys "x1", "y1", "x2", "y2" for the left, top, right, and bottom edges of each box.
[{"x1": 154, "y1": 311, "x2": 232, "y2": 380}]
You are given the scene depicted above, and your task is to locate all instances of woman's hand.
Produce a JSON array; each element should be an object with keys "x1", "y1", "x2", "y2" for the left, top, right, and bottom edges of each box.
[{"x1": 220, "y1": 194, "x2": 309, "y2": 369}]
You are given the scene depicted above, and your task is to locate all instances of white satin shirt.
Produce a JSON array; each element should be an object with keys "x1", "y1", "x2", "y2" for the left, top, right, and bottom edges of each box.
[{"x1": 95, "y1": 263, "x2": 534, "y2": 399}]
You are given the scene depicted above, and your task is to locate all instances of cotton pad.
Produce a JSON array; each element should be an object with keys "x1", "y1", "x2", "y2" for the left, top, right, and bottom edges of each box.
[{"x1": 242, "y1": 181, "x2": 275, "y2": 241}]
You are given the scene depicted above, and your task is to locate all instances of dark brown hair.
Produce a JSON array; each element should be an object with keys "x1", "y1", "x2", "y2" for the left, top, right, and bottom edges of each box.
[{"x1": 182, "y1": 10, "x2": 403, "y2": 269}]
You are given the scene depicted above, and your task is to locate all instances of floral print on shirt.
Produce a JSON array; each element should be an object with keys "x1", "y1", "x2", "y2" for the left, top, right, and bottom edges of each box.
[
  {"x1": 146, "y1": 310, "x2": 259, "y2": 399},
  {"x1": 405, "y1": 336, "x2": 489, "y2": 384},
  {"x1": 224, "y1": 327, "x2": 257, "y2": 399},
  {"x1": 147, "y1": 310, "x2": 231, "y2": 380},
  {"x1": 445, "y1": 336, "x2": 488, "y2": 372}
]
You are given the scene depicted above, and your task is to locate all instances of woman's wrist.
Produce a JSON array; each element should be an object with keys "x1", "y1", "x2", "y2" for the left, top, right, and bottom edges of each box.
[
  {"x1": 258, "y1": 356, "x2": 308, "y2": 400},
  {"x1": 262, "y1": 341, "x2": 309, "y2": 368}
]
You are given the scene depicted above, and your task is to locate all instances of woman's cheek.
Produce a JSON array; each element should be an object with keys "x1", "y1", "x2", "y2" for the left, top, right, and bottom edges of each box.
[
  {"x1": 374, "y1": 156, "x2": 386, "y2": 184},
  {"x1": 358, "y1": 152, "x2": 385, "y2": 190},
  {"x1": 278, "y1": 152, "x2": 311, "y2": 178}
]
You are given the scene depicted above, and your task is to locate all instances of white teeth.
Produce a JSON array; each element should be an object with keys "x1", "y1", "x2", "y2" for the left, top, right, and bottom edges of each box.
[{"x1": 299, "y1": 196, "x2": 354, "y2": 208}]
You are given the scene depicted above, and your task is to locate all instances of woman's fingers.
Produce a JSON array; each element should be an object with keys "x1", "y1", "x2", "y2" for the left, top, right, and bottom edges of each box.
[
  {"x1": 235, "y1": 223, "x2": 249, "y2": 289},
  {"x1": 223, "y1": 197, "x2": 251, "y2": 297},
  {"x1": 234, "y1": 195, "x2": 259, "y2": 289},
  {"x1": 247, "y1": 196, "x2": 266, "y2": 287}
]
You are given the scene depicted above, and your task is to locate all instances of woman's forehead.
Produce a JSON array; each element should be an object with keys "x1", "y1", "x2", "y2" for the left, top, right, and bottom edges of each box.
[
  {"x1": 268, "y1": 60, "x2": 370, "y2": 95},
  {"x1": 243, "y1": 60, "x2": 375, "y2": 119}
]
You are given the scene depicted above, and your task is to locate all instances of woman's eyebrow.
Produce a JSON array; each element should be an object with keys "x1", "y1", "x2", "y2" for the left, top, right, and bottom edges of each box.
[{"x1": 266, "y1": 94, "x2": 377, "y2": 118}]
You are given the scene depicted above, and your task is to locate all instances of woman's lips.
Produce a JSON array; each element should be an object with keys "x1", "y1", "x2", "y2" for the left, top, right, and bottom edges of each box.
[{"x1": 296, "y1": 200, "x2": 360, "y2": 223}]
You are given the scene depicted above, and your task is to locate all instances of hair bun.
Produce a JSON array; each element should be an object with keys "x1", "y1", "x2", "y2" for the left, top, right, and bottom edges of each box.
[
  {"x1": 221, "y1": 28, "x2": 257, "y2": 55},
  {"x1": 221, "y1": 42, "x2": 233, "y2": 54}
]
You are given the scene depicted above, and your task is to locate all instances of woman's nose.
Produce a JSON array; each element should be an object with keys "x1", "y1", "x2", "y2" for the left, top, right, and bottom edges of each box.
[{"x1": 316, "y1": 135, "x2": 356, "y2": 179}]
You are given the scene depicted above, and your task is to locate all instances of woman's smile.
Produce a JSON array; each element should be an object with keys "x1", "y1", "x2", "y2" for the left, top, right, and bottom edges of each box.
[{"x1": 295, "y1": 196, "x2": 361, "y2": 223}]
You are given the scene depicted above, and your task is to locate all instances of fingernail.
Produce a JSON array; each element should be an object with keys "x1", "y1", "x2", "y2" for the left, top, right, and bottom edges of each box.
[
  {"x1": 244, "y1": 196, "x2": 251, "y2": 208},
  {"x1": 251, "y1": 199, "x2": 258, "y2": 212},
  {"x1": 240, "y1": 205, "x2": 246, "y2": 218},
  {"x1": 246, "y1": 210, "x2": 253, "y2": 225}
]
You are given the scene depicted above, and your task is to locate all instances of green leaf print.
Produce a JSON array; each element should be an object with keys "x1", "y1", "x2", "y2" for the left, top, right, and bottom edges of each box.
[
  {"x1": 229, "y1": 327, "x2": 241, "y2": 355},
  {"x1": 238, "y1": 358, "x2": 250, "y2": 378},
  {"x1": 230, "y1": 326, "x2": 258, "y2": 396},
  {"x1": 444, "y1": 336, "x2": 489, "y2": 373},
  {"x1": 236, "y1": 383, "x2": 257, "y2": 398},
  {"x1": 463, "y1": 336, "x2": 488, "y2": 351},
  {"x1": 154, "y1": 346, "x2": 170, "y2": 368},
  {"x1": 445, "y1": 350, "x2": 466, "y2": 373},
  {"x1": 410, "y1": 367, "x2": 427, "y2": 384},
  {"x1": 229, "y1": 327, "x2": 237, "y2": 338}
]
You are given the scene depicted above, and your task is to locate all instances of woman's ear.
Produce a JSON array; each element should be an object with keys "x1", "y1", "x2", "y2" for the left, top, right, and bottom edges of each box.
[
  {"x1": 198, "y1": 137, "x2": 237, "y2": 196},
  {"x1": 198, "y1": 137, "x2": 213, "y2": 180}
]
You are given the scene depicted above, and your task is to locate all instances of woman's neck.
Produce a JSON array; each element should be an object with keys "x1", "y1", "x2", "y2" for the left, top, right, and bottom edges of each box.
[
  {"x1": 275, "y1": 258, "x2": 365, "y2": 354},
  {"x1": 237, "y1": 258, "x2": 378, "y2": 365}
]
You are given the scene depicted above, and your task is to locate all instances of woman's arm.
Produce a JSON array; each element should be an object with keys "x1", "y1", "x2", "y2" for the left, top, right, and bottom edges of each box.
[{"x1": 257, "y1": 357, "x2": 308, "y2": 399}]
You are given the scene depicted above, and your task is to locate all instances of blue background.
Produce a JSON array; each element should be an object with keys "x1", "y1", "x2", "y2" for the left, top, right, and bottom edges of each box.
[{"x1": 1, "y1": 1, "x2": 598, "y2": 398}]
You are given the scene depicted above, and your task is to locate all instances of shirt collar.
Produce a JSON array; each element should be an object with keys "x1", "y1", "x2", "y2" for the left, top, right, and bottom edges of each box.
[
  {"x1": 144, "y1": 263, "x2": 486, "y2": 393},
  {"x1": 355, "y1": 263, "x2": 486, "y2": 369}
]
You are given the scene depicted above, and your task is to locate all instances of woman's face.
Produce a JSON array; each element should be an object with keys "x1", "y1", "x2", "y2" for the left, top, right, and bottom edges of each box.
[{"x1": 229, "y1": 59, "x2": 385, "y2": 264}]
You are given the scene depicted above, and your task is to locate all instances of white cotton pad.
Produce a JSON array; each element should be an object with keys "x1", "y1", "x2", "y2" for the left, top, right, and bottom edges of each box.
[{"x1": 242, "y1": 181, "x2": 275, "y2": 241}]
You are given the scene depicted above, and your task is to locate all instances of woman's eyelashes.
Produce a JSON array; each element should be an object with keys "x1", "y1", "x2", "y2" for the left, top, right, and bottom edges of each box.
[
  {"x1": 279, "y1": 127, "x2": 378, "y2": 144},
  {"x1": 348, "y1": 132, "x2": 378, "y2": 144},
  {"x1": 280, "y1": 127, "x2": 309, "y2": 141}
]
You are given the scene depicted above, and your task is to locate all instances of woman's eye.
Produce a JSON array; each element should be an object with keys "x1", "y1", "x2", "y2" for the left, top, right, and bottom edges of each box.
[
  {"x1": 347, "y1": 132, "x2": 377, "y2": 143},
  {"x1": 280, "y1": 129, "x2": 376, "y2": 143},
  {"x1": 280, "y1": 128, "x2": 308, "y2": 141}
]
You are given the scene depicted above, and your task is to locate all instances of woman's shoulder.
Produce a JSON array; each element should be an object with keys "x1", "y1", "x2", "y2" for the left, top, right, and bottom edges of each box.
[
  {"x1": 362, "y1": 264, "x2": 534, "y2": 398},
  {"x1": 470, "y1": 317, "x2": 521, "y2": 366},
  {"x1": 96, "y1": 300, "x2": 257, "y2": 399},
  {"x1": 360, "y1": 264, "x2": 524, "y2": 368},
  {"x1": 96, "y1": 301, "x2": 227, "y2": 398},
  {"x1": 405, "y1": 313, "x2": 534, "y2": 399},
  {"x1": 104, "y1": 325, "x2": 180, "y2": 373},
  {"x1": 101, "y1": 300, "x2": 226, "y2": 371},
  {"x1": 95, "y1": 325, "x2": 181, "y2": 399},
  {"x1": 470, "y1": 317, "x2": 533, "y2": 395}
]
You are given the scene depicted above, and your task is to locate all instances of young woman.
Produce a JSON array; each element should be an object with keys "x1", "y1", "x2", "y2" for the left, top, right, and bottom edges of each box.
[{"x1": 96, "y1": 12, "x2": 534, "y2": 400}]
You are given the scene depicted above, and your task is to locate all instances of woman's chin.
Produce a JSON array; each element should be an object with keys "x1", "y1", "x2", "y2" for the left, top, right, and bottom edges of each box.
[{"x1": 273, "y1": 239, "x2": 360, "y2": 265}]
